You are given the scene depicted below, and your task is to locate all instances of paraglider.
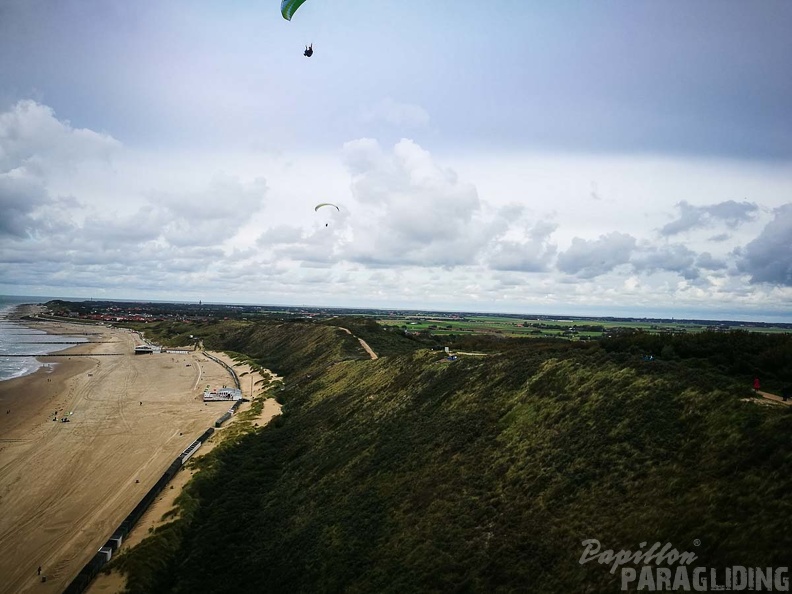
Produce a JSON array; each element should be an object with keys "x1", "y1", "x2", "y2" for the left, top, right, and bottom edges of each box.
[
  {"x1": 281, "y1": 0, "x2": 315, "y2": 56},
  {"x1": 314, "y1": 203, "x2": 340, "y2": 212},
  {"x1": 281, "y1": 0, "x2": 309, "y2": 21},
  {"x1": 315, "y1": 203, "x2": 340, "y2": 227}
]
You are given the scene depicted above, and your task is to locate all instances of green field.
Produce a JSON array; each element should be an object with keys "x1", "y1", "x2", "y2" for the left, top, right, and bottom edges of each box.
[{"x1": 379, "y1": 314, "x2": 790, "y2": 340}]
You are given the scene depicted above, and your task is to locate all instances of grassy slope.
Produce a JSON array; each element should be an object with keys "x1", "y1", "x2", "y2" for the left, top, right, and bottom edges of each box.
[
  {"x1": 125, "y1": 319, "x2": 367, "y2": 377},
  {"x1": 114, "y1": 327, "x2": 792, "y2": 594}
]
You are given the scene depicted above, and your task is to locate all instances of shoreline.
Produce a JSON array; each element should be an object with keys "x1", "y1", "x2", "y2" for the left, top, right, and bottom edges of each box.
[
  {"x1": 0, "y1": 350, "x2": 95, "y2": 438},
  {"x1": 0, "y1": 303, "x2": 93, "y2": 386},
  {"x1": 0, "y1": 306, "x2": 101, "y2": 438}
]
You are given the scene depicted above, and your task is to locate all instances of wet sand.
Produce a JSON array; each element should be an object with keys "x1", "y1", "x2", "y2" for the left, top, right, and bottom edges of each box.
[{"x1": 0, "y1": 316, "x2": 238, "y2": 594}]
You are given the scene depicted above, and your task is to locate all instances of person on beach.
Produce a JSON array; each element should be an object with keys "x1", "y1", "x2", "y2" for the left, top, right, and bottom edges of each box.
[{"x1": 37, "y1": 566, "x2": 41, "y2": 576}]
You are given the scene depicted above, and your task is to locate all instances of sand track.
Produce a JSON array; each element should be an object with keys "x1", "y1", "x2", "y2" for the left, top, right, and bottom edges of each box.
[{"x1": 338, "y1": 327, "x2": 378, "y2": 360}]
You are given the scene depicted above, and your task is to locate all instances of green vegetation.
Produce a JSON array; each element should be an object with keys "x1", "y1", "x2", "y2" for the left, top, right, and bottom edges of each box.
[
  {"x1": 380, "y1": 313, "x2": 791, "y2": 340},
  {"x1": 123, "y1": 318, "x2": 367, "y2": 377},
  {"x1": 320, "y1": 316, "x2": 439, "y2": 356},
  {"x1": 110, "y1": 318, "x2": 791, "y2": 593}
]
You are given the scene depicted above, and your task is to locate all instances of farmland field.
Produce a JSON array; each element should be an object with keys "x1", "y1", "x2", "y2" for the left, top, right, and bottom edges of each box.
[{"x1": 377, "y1": 313, "x2": 791, "y2": 339}]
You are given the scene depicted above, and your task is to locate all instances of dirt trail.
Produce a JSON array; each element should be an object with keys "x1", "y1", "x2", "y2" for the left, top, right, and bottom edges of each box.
[
  {"x1": 338, "y1": 327, "x2": 378, "y2": 360},
  {"x1": 756, "y1": 390, "x2": 791, "y2": 406}
]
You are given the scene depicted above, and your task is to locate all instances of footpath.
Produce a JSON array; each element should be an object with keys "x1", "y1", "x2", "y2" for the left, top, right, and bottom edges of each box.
[
  {"x1": 756, "y1": 390, "x2": 791, "y2": 406},
  {"x1": 338, "y1": 327, "x2": 378, "y2": 360}
]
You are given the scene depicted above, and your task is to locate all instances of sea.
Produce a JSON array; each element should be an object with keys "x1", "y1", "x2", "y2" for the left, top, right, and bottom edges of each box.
[{"x1": 0, "y1": 295, "x2": 88, "y2": 383}]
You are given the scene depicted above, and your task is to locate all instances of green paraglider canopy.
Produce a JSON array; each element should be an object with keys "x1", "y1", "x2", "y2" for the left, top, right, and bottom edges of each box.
[
  {"x1": 281, "y1": 0, "x2": 309, "y2": 20},
  {"x1": 314, "y1": 203, "x2": 340, "y2": 212}
]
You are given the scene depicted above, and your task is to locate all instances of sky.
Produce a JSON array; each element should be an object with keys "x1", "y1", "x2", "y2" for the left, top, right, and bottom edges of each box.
[{"x1": 0, "y1": 0, "x2": 791, "y2": 321}]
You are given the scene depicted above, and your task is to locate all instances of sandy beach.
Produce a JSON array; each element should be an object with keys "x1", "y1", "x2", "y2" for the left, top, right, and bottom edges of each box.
[
  {"x1": 84, "y1": 351, "x2": 282, "y2": 594},
  {"x1": 0, "y1": 314, "x2": 250, "y2": 594}
]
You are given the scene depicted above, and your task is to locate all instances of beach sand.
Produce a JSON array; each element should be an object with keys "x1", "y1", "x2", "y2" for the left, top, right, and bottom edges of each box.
[
  {"x1": 84, "y1": 350, "x2": 282, "y2": 594},
  {"x1": 0, "y1": 316, "x2": 244, "y2": 594}
]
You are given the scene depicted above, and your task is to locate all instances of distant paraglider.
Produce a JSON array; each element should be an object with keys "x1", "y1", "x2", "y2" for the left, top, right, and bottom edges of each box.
[
  {"x1": 304, "y1": 43, "x2": 313, "y2": 57},
  {"x1": 314, "y1": 203, "x2": 340, "y2": 212},
  {"x1": 315, "y1": 203, "x2": 340, "y2": 227}
]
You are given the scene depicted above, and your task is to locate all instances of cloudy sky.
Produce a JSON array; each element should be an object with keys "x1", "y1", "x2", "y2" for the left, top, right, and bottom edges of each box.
[{"x1": 1, "y1": 0, "x2": 791, "y2": 320}]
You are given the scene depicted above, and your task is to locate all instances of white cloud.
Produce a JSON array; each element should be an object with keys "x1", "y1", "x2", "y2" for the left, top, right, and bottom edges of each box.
[
  {"x1": 0, "y1": 100, "x2": 120, "y2": 239},
  {"x1": 146, "y1": 175, "x2": 268, "y2": 247},
  {"x1": 1, "y1": 100, "x2": 790, "y2": 320},
  {"x1": 0, "y1": 101, "x2": 269, "y2": 296},
  {"x1": 0, "y1": 100, "x2": 119, "y2": 176},
  {"x1": 340, "y1": 138, "x2": 500, "y2": 267},
  {"x1": 488, "y1": 220, "x2": 558, "y2": 272},
  {"x1": 258, "y1": 225, "x2": 304, "y2": 246}
]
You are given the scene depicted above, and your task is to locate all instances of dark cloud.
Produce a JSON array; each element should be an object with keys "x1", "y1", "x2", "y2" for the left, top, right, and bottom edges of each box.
[
  {"x1": 444, "y1": 4, "x2": 792, "y2": 159},
  {"x1": 696, "y1": 252, "x2": 727, "y2": 271},
  {"x1": 557, "y1": 232, "x2": 636, "y2": 278},
  {"x1": 736, "y1": 203, "x2": 792, "y2": 286},
  {"x1": 0, "y1": 173, "x2": 49, "y2": 237},
  {"x1": 3, "y1": 3, "x2": 791, "y2": 158},
  {"x1": 660, "y1": 200, "x2": 759, "y2": 236},
  {"x1": 632, "y1": 244, "x2": 699, "y2": 280},
  {"x1": 81, "y1": 208, "x2": 163, "y2": 246}
]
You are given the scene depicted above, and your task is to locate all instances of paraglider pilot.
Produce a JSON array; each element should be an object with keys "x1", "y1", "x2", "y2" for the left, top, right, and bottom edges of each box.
[{"x1": 304, "y1": 44, "x2": 313, "y2": 57}]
